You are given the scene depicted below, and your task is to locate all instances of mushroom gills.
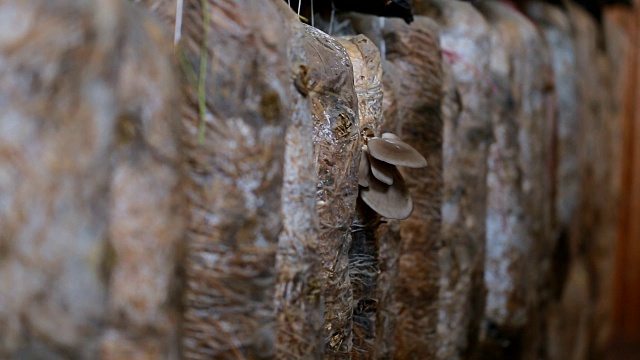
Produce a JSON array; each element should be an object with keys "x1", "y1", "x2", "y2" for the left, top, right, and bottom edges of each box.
[
  {"x1": 367, "y1": 151, "x2": 397, "y2": 185},
  {"x1": 359, "y1": 167, "x2": 413, "y2": 220},
  {"x1": 367, "y1": 136, "x2": 427, "y2": 168}
]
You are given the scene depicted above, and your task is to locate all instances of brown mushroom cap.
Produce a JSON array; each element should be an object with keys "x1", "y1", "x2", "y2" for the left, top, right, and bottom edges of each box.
[
  {"x1": 359, "y1": 145, "x2": 370, "y2": 187},
  {"x1": 368, "y1": 151, "x2": 396, "y2": 185},
  {"x1": 359, "y1": 166, "x2": 413, "y2": 220},
  {"x1": 367, "y1": 137, "x2": 427, "y2": 168}
]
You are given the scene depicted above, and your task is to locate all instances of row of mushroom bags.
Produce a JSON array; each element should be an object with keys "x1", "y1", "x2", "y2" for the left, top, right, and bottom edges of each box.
[{"x1": 0, "y1": 0, "x2": 626, "y2": 359}]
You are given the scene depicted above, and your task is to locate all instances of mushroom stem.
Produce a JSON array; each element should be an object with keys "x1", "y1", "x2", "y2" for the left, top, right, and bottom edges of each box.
[
  {"x1": 359, "y1": 166, "x2": 413, "y2": 220},
  {"x1": 368, "y1": 151, "x2": 397, "y2": 185}
]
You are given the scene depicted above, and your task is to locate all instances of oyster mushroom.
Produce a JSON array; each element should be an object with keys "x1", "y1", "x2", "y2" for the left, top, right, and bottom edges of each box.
[
  {"x1": 367, "y1": 136, "x2": 427, "y2": 168},
  {"x1": 368, "y1": 151, "x2": 397, "y2": 185},
  {"x1": 381, "y1": 132, "x2": 401, "y2": 141},
  {"x1": 356, "y1": 132, "x2": 427, "y2": 219},
  {"x1": 360, "y1": 166, "x2": 413, "y2": 220}
]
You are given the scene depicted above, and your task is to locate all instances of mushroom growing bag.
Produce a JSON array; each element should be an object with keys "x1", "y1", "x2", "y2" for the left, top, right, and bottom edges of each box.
[
  {"x1": 338, "y1": 34, "x2": 384, "y2": 359},
  {"x1": 525, "y1": 4, "x2": 582, "y2": 359},
  {"x1": 380, "y1": 17, "x2": 444, "y2": 359},
  {"x1": 178, "y1": 0, "x2": 290, "y2": 358},
  {"x1": 476, "y1": 2, "x2": 556, "y2": 357},
  {"x1": 527, "y1": 1, "x2": 578, "y2": 239},
  {"x1": 0, "y1": 0, "x2": 183, "y2": 357},
  {"x1": 540, "y1": 4, "x2": 610, "y2": 359},
  {"x1": 300, "y1": 25, "x2": 361, "y2": 359},
  {"x1": 272, "y1": 3, "x2": 323, "y2": 359},
  {"x1": 338, "y1": 14, "x2": 412, "y2": 357},
  {"x1": 415, "y1": 1, "x2": 493, "y2": 358}
]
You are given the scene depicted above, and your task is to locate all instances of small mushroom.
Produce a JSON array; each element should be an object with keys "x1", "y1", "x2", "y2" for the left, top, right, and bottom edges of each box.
[
  {"x1": 359, "y1": 167, "x2": 413, "y2": 220},
  {"x1": 367, "y1": 137, "x2": 427, "y2": 168},
  {"x1": 359, "y1": 145, "x2": 371, "y2": 187},
  {"x1": 357, "y1": 132, "x2": 426, "y2": 219},
  {"x1": 367, "y1": 151, "x2": 396, "y2": 185}
]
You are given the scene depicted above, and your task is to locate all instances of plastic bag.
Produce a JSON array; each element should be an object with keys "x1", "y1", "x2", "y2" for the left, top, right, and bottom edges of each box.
[
  {"x1": 0, "y1": 0, "x2": 183, "y2": 357},
  {"x1": 177, "y1": 0, "x2": 290, "y2": 358}
]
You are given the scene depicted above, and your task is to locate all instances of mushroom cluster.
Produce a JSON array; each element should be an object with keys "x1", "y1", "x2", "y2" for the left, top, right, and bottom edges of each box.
[{"x1": 358, "y1": 132, "x2": 427, "y2": 220}]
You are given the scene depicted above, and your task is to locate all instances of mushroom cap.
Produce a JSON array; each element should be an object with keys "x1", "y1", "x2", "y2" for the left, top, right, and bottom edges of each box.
[
  {"x1": 359, "y1": 165, "x2": 413, "y2": 220},
  {"x1": 381, "y1": 132, "x2": 401, "y2": 141},
  {"x1": 367, "y1": 137, "x2": 427, "y2": 168},
  {"x1": 368, "y1": 151, "x2": 395, "y2": 185},
  {"x1": 358, "y1": 145, "x2": 370, "y2": 187}
]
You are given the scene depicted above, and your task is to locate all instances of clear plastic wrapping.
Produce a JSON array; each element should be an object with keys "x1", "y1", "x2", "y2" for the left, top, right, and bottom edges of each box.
[
  {"x1": 273, "y1": 3, "x2": 324, "y2": 359},
  {"x1": 342, "y1": 18, "x2": 407, "y2": 356},
  {"x1": 338, "y1": 34, "x2": 384, "y2": 359},
  {"x1": 301, "y1": 25, "x2": 361, "y2": 359}
]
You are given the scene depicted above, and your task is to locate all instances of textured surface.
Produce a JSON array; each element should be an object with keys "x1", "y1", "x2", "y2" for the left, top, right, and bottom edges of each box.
[
  {"x1": 548, "y1": 4, "x2": 598, "y2": 359},
  {"x1": 476, "y1": 2, "x2": 556, "y2": 358},
  {"x1": 132, "y1": 0, "x2": 177, "y2": 28},
  {"x1": 416, "y1": 1, "x2": 492, "y2": 358},
  {"x1": 527, "y1": 2, "x2": 578, "y2": 235},
  {"x1": 347, "y1": 19, "x2": 405, "y2": 356},
  {"x1": 381, "y1": 16, "x2": 444, "y2": 359},
  {"x1": 610, "y1": 4, "x2": 640, "y2": 355},
  {"x1": 338, "y1": 35, "x2": 383, "y2": 136},
  {"x1": 178, "y1": 0, "x2": 289, "y2": 358},
  {"x1": 541, "y1": 4, "x2": 625, "y2": 359},
  {"x1": 302, "y1": 25, "x2": 361, "y2": 359},
  {"x1": 600, "y1": 7, "x2": 629, "y2": 357},
  {"x1": 476, "y1": 5, "x2": 529, "y2": 356},
  {"x1": 526, "y1": 3, "x2": 581, "y2": 360},
  {"x1": 338, "y1": 34, "x2": 384, "y2": 359},
  {"x1": 374, "y1": 59, "x2": 403, "y2": 360},
  {"x1": 0, "y1": 0, "x2": 183, "y2": 358},
  {"x1": 348, "y1": 14, "x2": 443, "y2": 358},
  {"x1": 375, "y1": 59, "x2": 403, "y2": 358},
  {"x1": 590, "y1": 18, "x2": 620, "y2": 360},
  {"x1": 0, "y1": 1, "x2": 628, "y2": 359},
  {"x1": 272, "y1": 3, "x2": 324, "y2": 360},
  {"x1": 103, "y1": 4, "x2": 184, "y2": 359}
]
